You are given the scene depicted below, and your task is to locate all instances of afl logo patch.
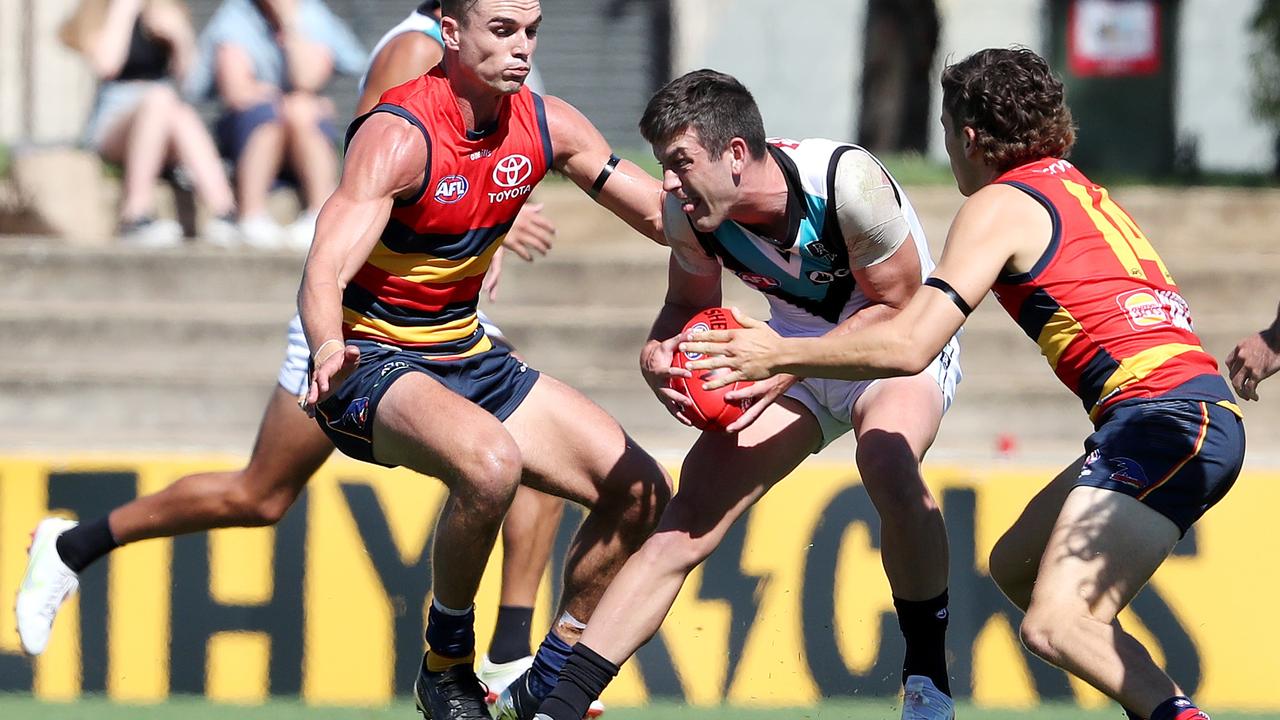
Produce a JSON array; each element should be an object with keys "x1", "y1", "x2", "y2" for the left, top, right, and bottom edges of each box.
[
  {"x1": 682, "y1": 322, "x2": 710, "y2": 360},
  {"x1": 735, "y1": 271, "x2": 780, "y2": 290},
  {"x1": 434, "y1": 175, "x2": 469, "y2": 204},
  {"x1": 493, "y1": 154, "x2": 533, "y2": 188}
]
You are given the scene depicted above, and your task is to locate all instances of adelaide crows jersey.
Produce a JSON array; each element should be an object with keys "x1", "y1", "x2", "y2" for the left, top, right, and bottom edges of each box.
[
  {"x1": 991, "y1": 157, "x2": 1239, "y2": 423},
  {"x1": 341, "y1": 67, "x2": 552, "y2": 357}
]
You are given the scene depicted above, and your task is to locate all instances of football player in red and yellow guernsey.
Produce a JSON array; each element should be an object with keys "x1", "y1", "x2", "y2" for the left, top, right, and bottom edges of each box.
[
  {"x1": 682, "y1": 48, "x2": 1241, "y2": 720},
  {"x1": 299, "y1": 2, "x2": 673, "y2": 719}
]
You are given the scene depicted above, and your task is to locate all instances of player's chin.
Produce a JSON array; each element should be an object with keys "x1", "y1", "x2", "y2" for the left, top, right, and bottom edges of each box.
[{"x1": 493, "y1": 77, "x2": 527, "y2": 94}]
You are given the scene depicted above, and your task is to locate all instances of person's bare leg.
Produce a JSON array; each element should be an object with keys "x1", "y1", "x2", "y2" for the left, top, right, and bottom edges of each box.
[
  {"x1": 371, "y1": 373, "x2": 523, "y2": 612},
  {"x1": 116, "y1": 85, "x2": 180, "y2": 221},
  {"x1": 486, "y1": 486, "x2": 564, "y2": 663},
  {"x1": 279, "y1": 93, "x2": 339, "y2": 213},
  {"x1": 1019, "y1": 486, "x2": 1184, "y2": 716},
  {"x1": 168, "y1": 103, "x2": 236, "y2": 217},
  {"x1": 988, "y1": 457, "x2": 1085, "y2": 610},
  {"x1": 109, "y1": 385, "x2": 332, "y2": 542},
  {"x1": 851, "y1": 374, "x2": 947, "y2": 601},
  {"x1": 501, "y1": 375, "x2": 673, "y2": 639},
  {"x1": 570, "y1": 399, "x2": 818, "y2": 663},
  {"x1": 499, "y1": 488, "x2": 563, "y2": 606},
  {"x1": 235, "y1": 121, "x2": 286, "y2": 220}
]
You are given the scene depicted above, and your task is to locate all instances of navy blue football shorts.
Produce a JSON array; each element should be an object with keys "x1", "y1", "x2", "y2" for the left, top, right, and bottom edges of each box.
[
  {"x1": 314, "y1": 340, "x2": 540, "y2": 467},
  {"x1": 1077, "y1": 398, "x2": 1245, "y2": 535}
]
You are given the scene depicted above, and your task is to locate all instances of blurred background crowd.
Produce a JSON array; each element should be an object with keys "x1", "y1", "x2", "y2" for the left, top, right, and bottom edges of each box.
[{"x1": 3, "y1": 0, "x2": 1280, "y2": 249}]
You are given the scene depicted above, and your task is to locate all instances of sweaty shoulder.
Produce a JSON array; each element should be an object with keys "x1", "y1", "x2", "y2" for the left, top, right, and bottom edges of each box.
[
  {"x1": 662, "y1": 192, "x2": 720, "y2": 276},
  {"x1": 346, "y1": 112, "x2": 429, "y2": 198}
]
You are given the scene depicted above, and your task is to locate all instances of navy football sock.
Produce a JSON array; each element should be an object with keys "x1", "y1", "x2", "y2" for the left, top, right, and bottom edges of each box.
[
  {"x1": 894, "y1": 590, "x2": 951, "y2": 696},
  {"x1": 488, "y1": 605, "x2": 534, "y2": 664},
  {"x1": 55, "y1": 517, "x2": 118, "y2": 573},
  {"x1": 425, "y1": 600, "x2": 476, "y2": 667},
  {"x1": 536, "y1": 643, "x2": 618, "y2": 720},
  {"x1": 528, "y1": 629, "x2": 574, "y2": 698}
]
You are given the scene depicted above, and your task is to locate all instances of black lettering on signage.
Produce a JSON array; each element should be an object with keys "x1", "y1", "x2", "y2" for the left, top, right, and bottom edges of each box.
[
  {"x1": 940, "y1": 488, "x2": 1073, "y2": 700},
  {"x1": 48, "y1": 471, "x2": 138, "y2": 693},
  {"x1": 802, "y1": 483, "x2": 903, "y2": 696},
  {"x1": 694, "y1": 511, "x2": 767, "y2": 695},
  {"x1": 340, "y1": 482, "x2": 435, "y2": 693},
  {"x1": 169, "y1": 492, "x2": 307, "y2": 695}
]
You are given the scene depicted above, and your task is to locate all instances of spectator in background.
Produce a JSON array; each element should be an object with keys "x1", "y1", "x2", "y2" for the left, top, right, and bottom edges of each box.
[
  {"x1": 1226, "y1": 301, "x2": 1280, "y2": 400},
  {"x1": 60, "y1": 0, "x2": 238, "y2": 247},
  {"x1": 185, "y1": 0, "x2": 365, "y2": 250}
]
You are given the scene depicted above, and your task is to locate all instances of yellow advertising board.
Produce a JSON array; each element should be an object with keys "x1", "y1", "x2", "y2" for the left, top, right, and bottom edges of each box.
[{"x1": 0, "y1": 455, "x2": 1275, "y2": 710}]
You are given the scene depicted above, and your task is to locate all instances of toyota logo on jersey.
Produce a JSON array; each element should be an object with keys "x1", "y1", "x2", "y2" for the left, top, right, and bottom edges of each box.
[
  {"x1": 493, "y1": 154, "x2": 533, "y2": 188},
  {"x1": 434, "y1": 175, "x2": 469, "y2": 204}
]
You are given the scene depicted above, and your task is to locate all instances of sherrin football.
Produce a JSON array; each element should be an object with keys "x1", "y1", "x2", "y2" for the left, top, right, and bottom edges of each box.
[{"x1": 669, "y1": 307, "x2": 756, "y2": 432}]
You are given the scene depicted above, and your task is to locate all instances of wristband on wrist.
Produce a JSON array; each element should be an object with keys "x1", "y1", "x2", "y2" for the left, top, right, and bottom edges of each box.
[{"x1": 313, "y1": 339, "x2": 343, "y2": 364}]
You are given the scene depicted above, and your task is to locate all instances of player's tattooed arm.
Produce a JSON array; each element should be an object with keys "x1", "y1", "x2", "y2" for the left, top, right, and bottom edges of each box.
[
  {"x1": 299, "y1": 113, "x2": 426, "y2": 404},
  {"x1": 543, "y1": 95, "x2": 664, "y2": 244}
]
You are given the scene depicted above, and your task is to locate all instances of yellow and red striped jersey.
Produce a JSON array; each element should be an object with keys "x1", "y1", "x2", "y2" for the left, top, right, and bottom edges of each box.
[
  {"x1": 342, "y1": 67, "x2": 552, "y2": 357},
  {"x1": 990, "y1": 158, "x2": 1239, "y2": 424}
]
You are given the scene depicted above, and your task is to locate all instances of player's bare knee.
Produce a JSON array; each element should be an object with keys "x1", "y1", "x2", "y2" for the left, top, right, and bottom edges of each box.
[
  {"x1": 1018, "y1": 607, "x2": 1068, "y2": 664},
  {"x1": 453, "y1": 441, "x2": 522, "y2": 513},
  {"x1": 141, "y1": 84, "x2": 179, "y2": 112},
  {"x1": 637, "y1": 528, "x2": 711, "y2": 576},
  {"x1": 857, "y1": 445, "x2": 935, "y2": 520}
]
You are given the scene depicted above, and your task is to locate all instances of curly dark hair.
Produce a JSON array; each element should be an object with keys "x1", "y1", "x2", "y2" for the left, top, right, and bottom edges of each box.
[{"x1": 941, "y1": 47, "x2": 1076, "y2": 171}]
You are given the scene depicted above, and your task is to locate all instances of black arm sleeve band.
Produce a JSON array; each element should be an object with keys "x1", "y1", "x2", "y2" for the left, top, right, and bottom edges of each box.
[
  {"x1": 587, "y1": 154, "x2": 622, "y2": 199},
  {"x1": 923, "y1": 277, "x2": 973, "y2": 316}
]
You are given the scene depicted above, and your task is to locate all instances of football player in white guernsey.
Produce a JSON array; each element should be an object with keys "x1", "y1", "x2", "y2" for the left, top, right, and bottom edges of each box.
[{"x1": 530, "y1": 70, "x2": 961, "y2": 720}]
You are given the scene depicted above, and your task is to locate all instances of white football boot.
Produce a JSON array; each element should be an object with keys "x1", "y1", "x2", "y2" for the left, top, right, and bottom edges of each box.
[
  {"x1": 902, "y1": 675, "x2": 955, "y2": 720},
  {"x1": 16, "y1": 518, "x2": 81, "y2": 655},
  {"x1": 482, "y1": 655, "x2": 605, "y2": 720}
]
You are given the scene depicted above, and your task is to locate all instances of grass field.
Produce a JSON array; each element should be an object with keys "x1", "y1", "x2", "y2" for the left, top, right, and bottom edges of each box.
[{"x1": 2, "y1": 696, "x2": 1279, "y2": 720}]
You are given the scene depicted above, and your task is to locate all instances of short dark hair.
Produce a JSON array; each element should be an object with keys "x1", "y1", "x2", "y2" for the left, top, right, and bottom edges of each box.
[
  {"x1": 640, "y1": 69, "x2": 768, "y2": 160},
  {"x1": 941, "y1": 47, "x2": 1076, "y2": 171},
  {"x1": 439, "y1": 0, "x2": 479, "y2": 25},
  {"x1": 417, "y1": 1, "x2": 441, "y2": 15}
]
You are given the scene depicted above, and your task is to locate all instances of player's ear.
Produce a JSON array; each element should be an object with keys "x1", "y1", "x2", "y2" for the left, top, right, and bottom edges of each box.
[
  {"x1": 728, "y1": 137, "x2": 748, "y2": 175},
  {"x1": 440, "y1": 15, "x2": 462, "y2": 51},
  {"x1": 962, "y1": 126, "x2": 979, "y2": 159}
]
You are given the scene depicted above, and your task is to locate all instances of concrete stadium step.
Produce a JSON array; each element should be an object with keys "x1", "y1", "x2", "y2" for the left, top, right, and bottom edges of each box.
[{"x1": 0, "y1": 239, "x2": 306, "y2": 304}]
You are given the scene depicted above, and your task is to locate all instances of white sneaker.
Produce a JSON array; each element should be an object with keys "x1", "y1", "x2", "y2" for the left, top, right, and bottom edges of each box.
[
  {"x1": 479, "y1": 653, "x2": 535, "y2": 703},
  {"x1": 16, "y1": 518, "x2": 81, "y2": 656},
  {"x1": 202, "y1": 215, "x2": 241, "y2": 248},
  {"x1": 238, "y1": 214, "x2": 285, "y2": 250},
  {"x1": 284, "y1": 209, "x2": 319, "y2": 252},
  {"x1": 118, "y1": 217, "x2": 184, "y2": 248},
  {"x1": 481, "y1": 655, "x2": 605, "y2": 719},
  {"x1": 902, "y1": 675, "x2": 955, "y2": 720}
]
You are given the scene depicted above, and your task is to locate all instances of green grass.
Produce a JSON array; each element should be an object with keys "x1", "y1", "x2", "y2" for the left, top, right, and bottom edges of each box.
[
  {"x1": 0, "y1": 144, "x2": 9, "y2": 178},
  {"x1": 1, "y1": 696, "x2": 1278, "y2": 719}
]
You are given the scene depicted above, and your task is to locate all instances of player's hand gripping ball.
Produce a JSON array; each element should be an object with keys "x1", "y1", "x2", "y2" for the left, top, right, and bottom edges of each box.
[{"x1": 669, "y1": 307, "x2": 756, "y2": 432}]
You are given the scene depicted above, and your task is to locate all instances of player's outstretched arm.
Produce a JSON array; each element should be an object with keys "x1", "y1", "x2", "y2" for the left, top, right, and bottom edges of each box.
[
  {"x1": 1226, "y1": 300, "x2": 1280, "y2": 400},
  {"x1": 543, "y1": 95, "x2": 664, "y2": 244},
  {"x1": 299, "y1": 113, "x2": 427, "y2": 405},
  {"x1": 683, "y1": 184, "x2": 1030, "y2": 386}
]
